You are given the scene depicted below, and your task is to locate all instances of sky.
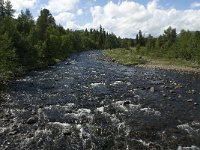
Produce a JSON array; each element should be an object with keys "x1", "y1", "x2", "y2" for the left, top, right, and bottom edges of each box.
[{"x1": 10, "y1": 0, "x2": 200, "y2": 38}]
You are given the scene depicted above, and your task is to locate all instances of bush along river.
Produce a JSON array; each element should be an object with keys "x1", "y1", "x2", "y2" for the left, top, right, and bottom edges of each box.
[{"x1": 0, "y1": 51, "x2": 200, "y2": 150}]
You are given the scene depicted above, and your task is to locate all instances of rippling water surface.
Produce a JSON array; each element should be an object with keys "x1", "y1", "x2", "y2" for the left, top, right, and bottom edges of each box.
[{"x1": 0, "y1": 51, "x2": 200, "y2": 150}]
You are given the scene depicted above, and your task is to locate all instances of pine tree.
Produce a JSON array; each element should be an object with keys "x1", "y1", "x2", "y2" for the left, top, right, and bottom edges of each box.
[
  {"x1": 37, "y1": 9, "x2": 56, "y2": 41},
  {"x1": 17, "y1": 9, "x2": 34, "y2": 35},
  {"x1": 0, "y1": 32, "x2": 17, "y2": 81},
  {"x1": 0, "y1": 0, "x2": 5, "y2": 17},
  {"x1": 4, "y1": 0, "x2": 14, "y2": 17},
  {"x1": 138, "y1": 30, "x2": 144, "y2": 46},
  {"x1": 146, "y1": 34, "x2": 154, "y2": 50}
]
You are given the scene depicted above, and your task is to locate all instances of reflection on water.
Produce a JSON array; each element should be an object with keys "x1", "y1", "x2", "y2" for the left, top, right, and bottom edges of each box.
[{"x1": 0, "y1": 51, "x2": 200, "y2": 149}]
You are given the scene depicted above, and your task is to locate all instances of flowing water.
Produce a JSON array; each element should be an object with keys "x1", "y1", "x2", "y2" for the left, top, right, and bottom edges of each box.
[{"x1": 0, "y1": 51, "x2": 200, "y2": 150}]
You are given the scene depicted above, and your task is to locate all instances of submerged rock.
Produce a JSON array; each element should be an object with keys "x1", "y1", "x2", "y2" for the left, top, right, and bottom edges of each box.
[{"x1": 27, "y1": 116, "x2": 38, "y2": 124}]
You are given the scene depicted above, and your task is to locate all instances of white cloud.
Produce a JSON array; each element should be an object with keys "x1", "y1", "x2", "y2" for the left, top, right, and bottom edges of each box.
[
  {"x1": 77, "y1": 9, "x2": 83, "y2": 16},
  {"x1": 10, "y1": 0, "x2": 38, "y2": 10},
  {"x1": 46, "y1": 0, "x2": 79, "y2": 14},
  {"x1": 54, "y1": 12, "x2": 74, "y2": 25},
  {"x1": 54, "y1": 12, "x2": 81, "y2": 30},
  {"x1": 83, "y1": 0, "x2": 200, "y2": 38},
  {"x1": 191, "y1": 2, "x2": 200, "y2": 8}
]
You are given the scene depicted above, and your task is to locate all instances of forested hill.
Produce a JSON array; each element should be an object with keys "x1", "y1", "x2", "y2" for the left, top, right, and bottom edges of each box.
[{"x1": 0, "y1": 0, "x2": 130, "y2": 83}]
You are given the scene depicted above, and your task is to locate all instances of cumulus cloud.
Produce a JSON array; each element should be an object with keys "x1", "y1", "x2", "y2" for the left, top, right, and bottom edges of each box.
[
  {"x1": 77, "y1": 9, "x2": 83, "y2": 16},
  {"x1": 83, "y1": 0, "x2": 200, "y2": 38},
  {"x1": 46, "y1": 0, "x2": 79, "y2": 14},
  {"x1": 54, "y1": 12, "x2": 74, "y2": 25},
  {"x1": 191, "y1": 2, "x2": 200, "y2": 8},
  {"x1": 54, "y1": 12, "x2": 81, "y2": 30},
  {"x1": 10, "y1": 0, "x2": 38, "y2": 10}
]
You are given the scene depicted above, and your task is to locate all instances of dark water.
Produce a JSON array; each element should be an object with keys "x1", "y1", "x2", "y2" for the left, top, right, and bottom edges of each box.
[{"x1": 0, "y1": 51, "x2": 200, "y2": 150}]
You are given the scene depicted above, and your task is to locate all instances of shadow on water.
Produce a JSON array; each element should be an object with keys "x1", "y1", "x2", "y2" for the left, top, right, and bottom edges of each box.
[{"x1": 0, "y1": 51, "x2": 200, "y2": 150}]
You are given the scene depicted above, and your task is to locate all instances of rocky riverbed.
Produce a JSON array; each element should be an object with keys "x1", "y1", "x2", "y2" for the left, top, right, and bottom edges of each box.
[{"x1": 0, "y1": 51, "x2": 200, "y2": 150}]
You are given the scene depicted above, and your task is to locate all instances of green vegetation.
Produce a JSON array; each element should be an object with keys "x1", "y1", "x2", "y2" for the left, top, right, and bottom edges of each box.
[
  {"x1": 105, "y1": 27, "x2": 200, "y2": 72},
  {"x1": 104, "y1": 48, "x2": 147, "y2": 65},
  {"x1": 0, "y1": 0, "x2": 130, "y2": 84},
  {"x1": 104, "y1": 48, "x2": 199, "y2": 70}
]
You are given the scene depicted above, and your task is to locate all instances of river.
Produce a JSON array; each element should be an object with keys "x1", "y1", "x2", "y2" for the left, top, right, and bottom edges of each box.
[{"x1": 0, "y1": 51, "x2": 200, "y2": 150}]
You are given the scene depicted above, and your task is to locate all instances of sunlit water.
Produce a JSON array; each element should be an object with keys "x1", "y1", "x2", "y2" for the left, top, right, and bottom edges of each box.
[{"x1": 0, "y1": 51, "x2": 200, "y2": 150}]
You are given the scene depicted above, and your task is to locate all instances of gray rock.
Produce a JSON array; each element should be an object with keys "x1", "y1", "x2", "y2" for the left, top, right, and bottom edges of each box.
[
  {"x1": 63, "y1": 130, "x2": 72, "y2": 136},
  {"x1": 123, "y1": 101, "x2": 130, "y2": 106},
  {"x1": 169, "y1": 90, "x2": 176, "y2": 94},
  {"x1": 8, "y1": 131, "x2": 18, "y2": 135},
  {"x1": 27, "y1": 116, "x2": 38, "y2": 124},
  {"x1": 150, "y1": 87, "x2": 155, "y2": 93},
  {"x1": 187, "y1": 99, "x2": 193, "y2": 102}
]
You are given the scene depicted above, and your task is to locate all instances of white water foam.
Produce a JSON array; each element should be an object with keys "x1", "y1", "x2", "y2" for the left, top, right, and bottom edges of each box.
[
  {"x1": 96, "y1": 107, "x2": 104, "y2": 113},
  {"x1": 112, "y1": 101, "x2": 161, "y2": 116},
  {"x1": 91, "y1": 83, "x2": 105, "y2": 87},
  {"x1": 140, "y1": 107, "x2": 161, "y2": 116},
  {"x1": 177, "y1": 123, "x2": 199, "y2": 136},
  {"x1": 177, "y1": 145, "x2": 200, "y2": 150},
  {"x1": 110, "y1": 81, "x2": 123, "y2": 86}
]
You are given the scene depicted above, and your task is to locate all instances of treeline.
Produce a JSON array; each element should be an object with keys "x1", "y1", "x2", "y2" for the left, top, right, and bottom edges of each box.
[
  {"x1": 135, "y1": 27, "x2": 200, "y2": 64},
  {"x1": 0, "y1": 0, "x2": 126, "y2": 83}
]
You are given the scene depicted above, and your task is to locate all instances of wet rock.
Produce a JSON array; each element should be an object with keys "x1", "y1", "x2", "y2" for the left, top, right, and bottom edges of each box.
[
  {"x1": 187, "y1": 99, "x2": 193, "y2": 102},
  {"x1": 178, "y1": 95, "x2": 182, "y2": 98},
  {"x1": 187, "y1": 90, "x2": 196, "y2": 94},
  {"x1": 175, "y1": 84, "x2": 183, "y2": 89},
  {"x1": 126, "y1": 82, "x2": 131, "y2": 86},
  {"x1": 63, "y1": 130, "x2": 72, "y2": 136},
  {"x1": 168, "y1": 97, "x2": 172, "y2": 100},
  {"x1": 194, "y1": 102, "x2": 199, "y2": 106},
  {"x1": 123, "y1": 101, "x2": 130, "y2": 106},
  {"x1": 39, "y1": 105, "x2": 44, "y2": 108},
  {"x1": 27, "y1": 116, "x2": 38, "y2": 124},
  {"x1": 112, "y1": 58, "x2": 116, "y2": 62},
  {"x1": 165, "y1": 86, "x2": 171, "y2": 89},
  {"x1": 169, "y1": 90, "x2": 176, "y2": 94},
  {"x1": 8, "y1": 130, "x2": 18, "y2": 135},
  {"x1": 31, "y1": 110, "x2": 37, "y2": 115},
  {"x1": 150, "y1": 87, "x2": 155, "y2": 93},
  {"x1": 162, "y1": 94, "x2": 167, "y2": 97},
  {"x1": 65, "y1": 62, "x2": 70, "y2": 65}
]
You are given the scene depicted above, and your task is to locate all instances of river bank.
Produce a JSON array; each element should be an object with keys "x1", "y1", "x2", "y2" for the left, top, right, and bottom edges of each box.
[{"x1": 103, "y1": 48, "x2": 200, "y2": 74}]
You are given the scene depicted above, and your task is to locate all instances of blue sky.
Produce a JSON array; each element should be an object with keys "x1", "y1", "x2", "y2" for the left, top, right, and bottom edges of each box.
[{"x1": 11, "y1": 0, "x2": 200, "y2": 38}]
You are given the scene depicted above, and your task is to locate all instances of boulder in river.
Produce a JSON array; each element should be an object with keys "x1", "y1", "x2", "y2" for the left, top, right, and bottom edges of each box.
[
  {"x1": 187, "y1": 99, "x2": 193, "y2": 102},
  {"x1": 187, "y1": 90, "x2": 196, "y2": 95},
  {"x1": 150, "y1": 87, "x2": 155, "y2": 93},
  {"x1": 169, "y1": 90, "x2": 176, "y2": 94},
  {"x1": 27, "y1": 116, "x2": 38, "y2": 124},
  {"x1": 123, "y1": 101, "x2": 131, "y2": 106},
  {"x1": 63, "y1": 130, "x2": 72, "y2": 136}
]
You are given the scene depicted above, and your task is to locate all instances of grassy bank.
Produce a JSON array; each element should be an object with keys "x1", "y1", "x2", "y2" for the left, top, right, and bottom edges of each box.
[{"x1": 103, "y1": 48, "x2": 200, "y2": 73}]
